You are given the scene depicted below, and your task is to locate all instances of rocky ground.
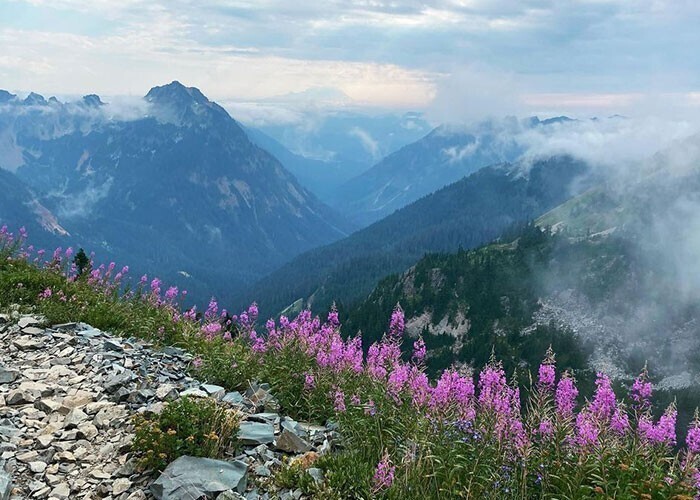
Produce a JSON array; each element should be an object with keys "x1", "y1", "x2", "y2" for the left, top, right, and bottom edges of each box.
[{"x1": 0, "y1": 310, "x2": 336, "y2": 499}]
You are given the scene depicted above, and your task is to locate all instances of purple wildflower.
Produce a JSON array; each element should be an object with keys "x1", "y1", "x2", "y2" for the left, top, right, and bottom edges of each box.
[
  {"x1": 304, "y1": 373, "x2": 315, "y2": 390},
  {"x1": 555, "y1": 374, "x2": 578, "y2": 418},
  {"x1": 590, "y1": 373, "x2": 616, "y2": 420},
  {"x1": 412, "y1": 337, "x2": 426, "y2": 364},
  {"x1": 372, "y1": 452, "x2": 395, "y2": 492},
  {"x1": 334, "y1": 390, "x2": 346, "y2": 413},
  {"x1": 631, "y1": 367, "x2": 653, "y2": 409},
  {"x1": 388, "y1": 304, "x2": 404, "y2": 339},
  {"x1": 686, "y1": 412, "x2": 700, "y2": 454}
]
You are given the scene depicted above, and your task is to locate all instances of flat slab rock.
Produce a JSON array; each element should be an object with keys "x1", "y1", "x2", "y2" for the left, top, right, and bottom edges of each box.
[{"x1": 150, "y1": 456, "x2": 247, "y2": 500}]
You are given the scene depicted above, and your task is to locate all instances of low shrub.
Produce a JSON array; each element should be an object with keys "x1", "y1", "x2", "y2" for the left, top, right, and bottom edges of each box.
[{"x1": 132, "y1": 396, "x2": 240, "y2": 472}]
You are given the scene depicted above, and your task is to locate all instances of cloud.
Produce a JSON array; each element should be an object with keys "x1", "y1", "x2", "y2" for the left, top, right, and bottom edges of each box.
[
  {"x1": 348, "y1": 126, "x2": 380, "y2": 159},
  {"x1": 2, "y1": 0, "x2": 700, "y2": 111}
]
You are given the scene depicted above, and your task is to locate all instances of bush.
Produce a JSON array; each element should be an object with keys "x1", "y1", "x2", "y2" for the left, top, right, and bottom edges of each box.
[{"x1": 132, "y1": 397, "x2": 240, "y2": 472}]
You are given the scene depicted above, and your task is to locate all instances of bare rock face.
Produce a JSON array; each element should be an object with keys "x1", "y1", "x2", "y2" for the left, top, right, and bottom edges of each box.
[{"x1": 0, "y1": 313, "x2": 337, "y2": 499}]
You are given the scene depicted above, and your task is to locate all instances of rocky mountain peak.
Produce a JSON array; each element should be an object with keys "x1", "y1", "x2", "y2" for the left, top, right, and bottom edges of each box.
[
  {"x1": 22, "y1": 92, "x2": 47, "y2": 106},
  {"x1": 81, "y1": 94, "x2": 105, "y2": 107},
  {"x1": 145, "y1": 81, "x2": 209, "y2": 107},
  {"x1": 0, "y1": 90, "x2": 17, "y2": 104}
]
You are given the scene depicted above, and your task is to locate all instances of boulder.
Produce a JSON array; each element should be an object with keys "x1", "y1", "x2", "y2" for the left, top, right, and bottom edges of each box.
[
  {"x1": 238, "y1": 422, "x2": 274, "y2": 445},
  {"x1": 150, "y1": 456, "x2": 247, "y2": 500},
  {"x1": 275, "y1": 429, "x2": 311, "y2": 454}
]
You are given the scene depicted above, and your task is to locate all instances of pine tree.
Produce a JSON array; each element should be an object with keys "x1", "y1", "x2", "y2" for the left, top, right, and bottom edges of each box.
[{"x1": 73, "y1": 248, "x2": 90, "y2": 276}]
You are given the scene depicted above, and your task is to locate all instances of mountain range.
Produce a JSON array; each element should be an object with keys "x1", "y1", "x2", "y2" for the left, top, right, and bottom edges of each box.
[
  {"x1": 0, "y1": 82, "x2": 352, "y2": 303},
  {"x1": 238, "y1": 155, "x2": 594, "y2": 317},
  {"x1": 332, "y1": 116, "x2": 575, "y2": 226}
]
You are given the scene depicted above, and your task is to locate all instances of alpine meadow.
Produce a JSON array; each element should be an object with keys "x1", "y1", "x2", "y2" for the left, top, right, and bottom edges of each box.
[{"x1": 2, "y1": 2, "x2": 700, "y2": 499}]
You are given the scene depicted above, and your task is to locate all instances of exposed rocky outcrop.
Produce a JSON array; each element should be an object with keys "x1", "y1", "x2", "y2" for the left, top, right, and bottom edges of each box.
[{"x1": 0, "y1": 311, "x2": 335, "y2": 499}]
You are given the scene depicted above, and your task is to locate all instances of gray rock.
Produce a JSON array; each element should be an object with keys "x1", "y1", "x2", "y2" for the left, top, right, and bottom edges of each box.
[
  {"x1": 180, "y1": 388, "x2": 208, "y2": 398},
  {"x1": 222, "y1": 392, "x2": 244, "y2": 405},
  {"x1": 217, "y1": 491, "x2": 246, "y2": 500},
  {"x1": 0, "y1": 367, "x2": 19, "y2": 384},
  {"x1": 18, "y1": 316, "x2": 40, "y2": 328},
  {"x1": 12, "y1": 337, "x2": 44, "y2": 350},
  {"x1": 63, "y1": 408, "x2": 88, "y2": 429},
  {"x1": 0, "y1": 470, "x2": 11, "y2": 500},
  {"x1": 50, "y1": 482, "x2": 71, "y2": 499},
  {"x1": 103, "y1": 339, "x2": 124, "y2": 352},
  {"x1": 103, "y1": 370, "x2": 135, "y2": 394},
  {"x1": 307, "y1": 467, "x2": 324, "y2": 484},
  {"x1": 201, "y1": 384, "x2": 226, "y2": 400},
  {"x1": 112, "y1": 477, "x2": 131, "y2": 495},
  {"x1": 238, "y1": 422, "x2": 275, "y2": 445},
  {"x1": 154, "y1": 384, "x2": 178, "y2": 401},
  {"x1": 275, "y1": 429, "x2": 311, "y2": 454},
  {"x1": 150, "y1": 456, "x2": 247, "y2": 500}
]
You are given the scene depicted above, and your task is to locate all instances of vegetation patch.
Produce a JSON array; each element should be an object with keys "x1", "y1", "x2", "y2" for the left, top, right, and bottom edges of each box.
[{"x1": 132, "y1": 396, "x2": 240, "y2": 472}]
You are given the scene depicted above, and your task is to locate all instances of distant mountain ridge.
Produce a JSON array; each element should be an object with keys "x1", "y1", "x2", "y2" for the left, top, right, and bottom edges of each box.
[
  {"x1": 239, "y1": 154, "x2": 593, "y2": 317},
  {"x1": 0, "y1": 81, "x2": 352, "y2": 303},
  {"x1": 335, "y1": 116, "x2": 575, "y2": 226}
]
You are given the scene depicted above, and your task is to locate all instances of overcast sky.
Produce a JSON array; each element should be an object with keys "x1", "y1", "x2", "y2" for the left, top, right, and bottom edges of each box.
[{"x1": 2, "y1": 0, "x2": 700, "y2": 119}]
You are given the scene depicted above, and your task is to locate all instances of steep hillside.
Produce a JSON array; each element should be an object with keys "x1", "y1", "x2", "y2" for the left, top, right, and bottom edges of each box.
[
  {"x1": 347, "y1": 134, "x2": 700, "y2": 391},
  {"x1": 240, "y1": 155, "x2": 592, "y2": 317},
  {"x1": 335, "y1": 117, "x2": 572, "y2": 226}
]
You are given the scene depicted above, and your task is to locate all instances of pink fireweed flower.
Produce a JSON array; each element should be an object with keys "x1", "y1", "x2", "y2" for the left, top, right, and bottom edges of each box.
[
  {"x1": 192, "y1": 357, "x2": 203, "y2": 369},
  {"x1": 333, "y1": 390, "x2": 346, "y2": 413},
  {"x1": 140, "y1": 274, "x2": 148, "y2": 285},
  {"x1": 538, "y1": 347, "x2": 556, "y2": 390},
  {"x1": 247, "y1": 303, "x2": 259, "y2": 323},
  {"x1": 372, "y1": 452, "x2": 396, "y2": 492},
  {"x1": 631, "y1": 367, "x2": 653, "y2": 409},
  {"x1": 430, "y1": 368, "x2": 476, "y2": 420},
  {"x1": 304, "y1": 373, "x2": 315, "y2": 390},
  {"x1": 408, "y1": 368, "x2": 431, "y2": 407},
  {"x1": 590, "y1": 373, "x2": 616, "y2": 420},
  {"x1": 575, "y1": 410, "x2": 599, "y2": 448},
  {"x1": 478, "y1": 363, "x2": 511, "y2": 415},
  {"x1": 555, "y1": 374, "x2": 579, "y2": 418},
  {"x1": 367, "y1": 343, "x2": 387, "y2": 379},
  {"x1": 388, "y1": 363, "x2": 410, "y2": 397},
  {"x1": 205, "y1": 298, "x2": 219, "y2": 320},
  {"x1": 639, "y1": 405, "x2": 677, "y2": 446},
  {"x1": 610, "y1": 407, "x2": 630, "y2": 435},
  {"x1": 365, "y1": 400, "x2": 377, "y2": 416},
  {"x1": 249, "y1": 330, "x2": 266, "y2": 353},
  {"x1": 538, "y1": 418, "x2": 554, "y2": 437},
  {"x1": 655, "y1": 405, "x2": 677, "y2": 447},
  {"x1": 350, "y1": 394, "x2": 361, "y2": 406},
  {"x1": 538, "y1": 363, "x2": 556, "y2": 390},
  {"x1": 686, "y1": 411, "x2": 700, "y2": 454},
  {"x1": 164, "y1": 286, "x2": 179, "y2": 301},
  {"x1": 150, "y1": 278, "x2": 161, "y2": 293},
  {"x1": 38, "y1": 288, "x2": 52, "y2": 299},
  {"x1": 201, "y1": 322, "x2": 222, "y2": 340},
  {"x1": 183, "y1": 306, "x2": 197, "y2": 321},
  {"x1": 327, "y1": 305, "x2": 340, "y2": 328},
  {"x1": 412, "y1": 337, "x2": 426, "y2": 364},
  {"x1": 388, "y1": 304, "x2": 405, "y2": 339},
  {"x1": 64, "y1": 247, "x2": 73, "y2": 259}
]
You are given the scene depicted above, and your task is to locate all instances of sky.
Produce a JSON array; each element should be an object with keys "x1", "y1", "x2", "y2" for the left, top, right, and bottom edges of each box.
[{"x1": 1, "y1": 0, "x2": 700, "y2": 121}]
